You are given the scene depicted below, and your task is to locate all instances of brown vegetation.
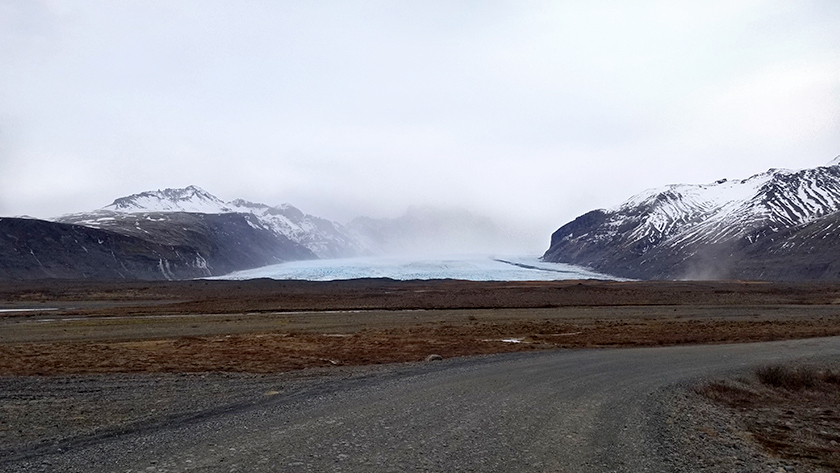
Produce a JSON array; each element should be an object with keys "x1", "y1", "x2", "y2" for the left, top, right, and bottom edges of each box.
[
  {"x1": 699, "y1": 365, "x2": 840, "y2": 471},
  {"x1": 3, "y1": 279, "x2": 840, "y2": 375}
]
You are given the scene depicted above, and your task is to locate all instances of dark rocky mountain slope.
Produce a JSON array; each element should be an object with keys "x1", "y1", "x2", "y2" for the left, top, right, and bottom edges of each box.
[
  {"x1": 0, "y1": 214, "x2": 314, "y2": 280},
  {"x1": 543, "y1": 158, "x2": 840, "y2": 280}
]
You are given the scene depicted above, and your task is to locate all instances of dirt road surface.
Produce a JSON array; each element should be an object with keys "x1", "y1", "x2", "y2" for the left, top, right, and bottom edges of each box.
[{"x1": 4, "y1": 337, "x2": 840, "y2": 472}]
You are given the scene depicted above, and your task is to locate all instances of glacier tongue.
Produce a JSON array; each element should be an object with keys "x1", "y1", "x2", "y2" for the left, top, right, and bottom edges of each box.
[{"x1": 214, "y1": 255, "x2": 623, "y2": 282}]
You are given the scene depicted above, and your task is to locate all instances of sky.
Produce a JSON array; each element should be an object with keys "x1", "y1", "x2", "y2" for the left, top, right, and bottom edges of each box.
[{"x1": 1, "y1": 0, "x2": 839, "y2": 252}]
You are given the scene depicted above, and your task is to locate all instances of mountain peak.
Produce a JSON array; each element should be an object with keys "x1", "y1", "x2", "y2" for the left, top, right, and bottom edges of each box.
[
  {"x1": 88, "y1": 187, "x2": 364, "y2": 259},
  {"x1": 828, "y1": 155, "x2": 840, "y2": 167},
  {"x1": 105, "y1": 186, "x2": 232, "y2": 213}
]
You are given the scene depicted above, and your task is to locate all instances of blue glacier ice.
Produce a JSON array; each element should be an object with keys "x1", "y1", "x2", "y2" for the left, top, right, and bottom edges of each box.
[{"x1": 214, "y1": 255, "x2": 623, "y2": 281}]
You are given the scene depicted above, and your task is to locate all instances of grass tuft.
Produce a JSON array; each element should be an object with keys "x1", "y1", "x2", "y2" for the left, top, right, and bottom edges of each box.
[{"x1": 756, "y1": 365, "x2": 817, "y2": 390}]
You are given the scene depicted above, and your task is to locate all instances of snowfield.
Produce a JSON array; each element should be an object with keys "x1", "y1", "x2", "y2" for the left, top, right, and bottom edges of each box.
[{"x1": 214, "y1": 255, "x2": 623, "y2": 281}]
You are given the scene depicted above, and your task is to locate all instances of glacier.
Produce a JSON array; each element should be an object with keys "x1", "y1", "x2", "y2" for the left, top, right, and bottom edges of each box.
[{"x1": 213, "y1": 255, "x2": 623, "y2": 282}]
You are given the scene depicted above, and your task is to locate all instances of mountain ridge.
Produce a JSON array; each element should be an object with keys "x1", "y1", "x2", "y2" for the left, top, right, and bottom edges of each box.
[
  {"x1": 58, "y1": 186, "x2": 365, "y2": 259},
  {"x1": 543, "y1": 157, "x2": 840, "y2": 280},
  {"x1": 59, "y1": 187, "x2": 521, "y2": 259},
  {"x1": 0, "y1": 214, "x2": 314, "y2": 280}
]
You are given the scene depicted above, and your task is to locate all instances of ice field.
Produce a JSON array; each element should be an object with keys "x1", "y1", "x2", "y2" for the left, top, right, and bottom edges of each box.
[{"x1": 216, "y1": 255, "x2": 622, "y2": 281}]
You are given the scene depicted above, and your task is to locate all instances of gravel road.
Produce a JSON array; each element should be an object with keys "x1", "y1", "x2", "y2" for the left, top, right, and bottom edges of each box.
[{"x1": 6, "y1": 337, "x2": 840, "y2": 473}]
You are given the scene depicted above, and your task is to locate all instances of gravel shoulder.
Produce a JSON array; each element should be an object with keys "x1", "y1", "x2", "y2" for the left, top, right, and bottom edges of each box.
[{"x1": 662, "y1": 385, "x2": 794, "y2": 472}]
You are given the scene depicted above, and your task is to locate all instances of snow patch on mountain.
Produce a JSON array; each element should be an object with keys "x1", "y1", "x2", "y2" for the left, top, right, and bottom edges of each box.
[
  {"x1": 106, "y1": 186, "x2": 233, "y2": 213},
  {"x1": 602, "y1": 162, "x2": 840, "y2": 251}
]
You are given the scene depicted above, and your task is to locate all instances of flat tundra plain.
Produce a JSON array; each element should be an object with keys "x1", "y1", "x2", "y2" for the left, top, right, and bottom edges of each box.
[{"x1": 3, "y1": 278, "x2": 840, "y2": 374}]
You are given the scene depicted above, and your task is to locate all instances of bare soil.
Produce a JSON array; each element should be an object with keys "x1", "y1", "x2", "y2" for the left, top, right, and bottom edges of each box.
[{"x1": 2, "y1": 279, "x2": 840, "y2": 375}]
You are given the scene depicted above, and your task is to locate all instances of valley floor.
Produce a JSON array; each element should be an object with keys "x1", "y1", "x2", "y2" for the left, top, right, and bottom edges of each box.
[
  {"x1": 4, "y1": 279, "x2": 840, "y2": 471},
  {"x1": 2, "y1": 278, "x2": 840, "y2": 375}
]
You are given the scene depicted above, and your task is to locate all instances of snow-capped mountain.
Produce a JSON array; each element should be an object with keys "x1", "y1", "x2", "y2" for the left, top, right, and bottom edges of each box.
[
  {"x1": 223, "y1": 199, "x2": 368, "y2": 258},
  {"x1": 105, "y1": 186, "x2": 233, "y2": 213},
  {"x1": 58, "y1": 186, "x2": 366, "y2": 259},
  {"x1": 543, "y1": 157, "x2": 840, "y2": 280},
  {"x1": 6, "y1": 186, "x2": 531, "y2": 280},
  {"x1": 60, "y1": 186, "x2": 522, "y2": 259}
]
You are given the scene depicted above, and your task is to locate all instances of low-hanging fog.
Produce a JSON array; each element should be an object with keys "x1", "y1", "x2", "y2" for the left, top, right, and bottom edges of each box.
[{"x1": 1, "y1": 1, "x2": 838, "y2": 254}]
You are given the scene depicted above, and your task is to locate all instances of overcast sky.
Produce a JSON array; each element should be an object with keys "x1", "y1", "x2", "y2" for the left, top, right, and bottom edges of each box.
[{"x1": 1, "y1": 0, "x2": 839, "y2": 251}]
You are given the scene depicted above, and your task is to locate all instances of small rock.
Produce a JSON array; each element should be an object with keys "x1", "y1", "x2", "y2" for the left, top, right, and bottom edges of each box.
[{"x1": 425, "y1": 354, "x2": 443, "y2": 362}]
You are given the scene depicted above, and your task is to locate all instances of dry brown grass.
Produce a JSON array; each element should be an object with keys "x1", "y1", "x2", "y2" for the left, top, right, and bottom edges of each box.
[
  {"x1": 3, "y1": 316, "x2": 840, "y2": 376},
  {"x1": 4, "y1": 279, "x2": 840, "y2": 376},
  {"x1": 699, "y1": 365, "x2": 840, "y2": 470}
]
